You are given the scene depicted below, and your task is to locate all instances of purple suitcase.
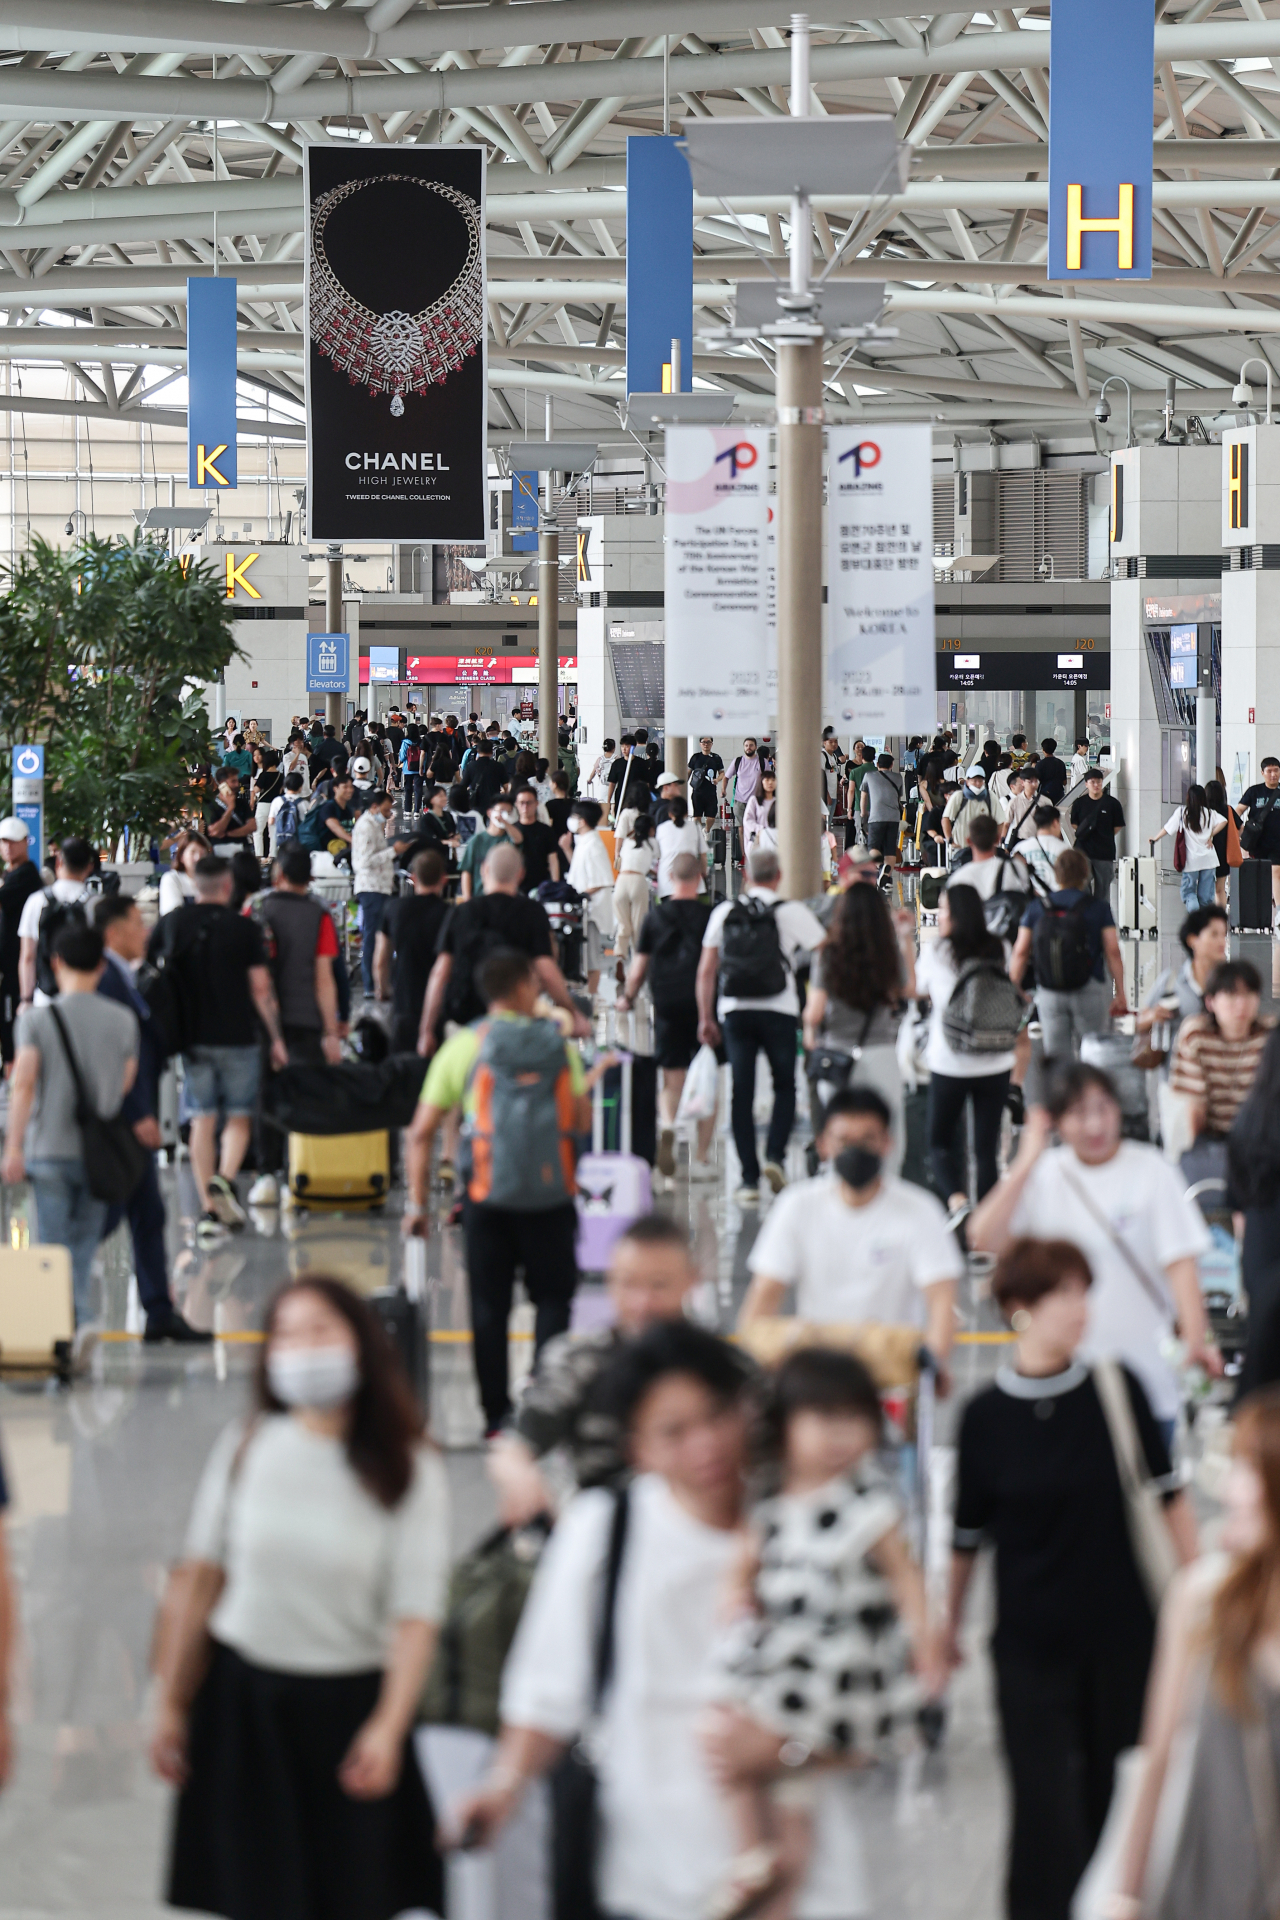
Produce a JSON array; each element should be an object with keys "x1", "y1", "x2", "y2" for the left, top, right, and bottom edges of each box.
[{"x1": 574, "y1": 1055, "x2": 652, "y2": 1272}]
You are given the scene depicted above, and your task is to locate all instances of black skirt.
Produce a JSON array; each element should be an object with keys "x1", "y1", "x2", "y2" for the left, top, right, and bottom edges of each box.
[{"x1": 167, "y1": 1642, "x2": 444, "y2": 1920}]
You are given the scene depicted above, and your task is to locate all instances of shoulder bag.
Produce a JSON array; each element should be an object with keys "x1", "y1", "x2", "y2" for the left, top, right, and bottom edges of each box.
[
  {"x1": 1059, "y1": 1164, "x2": 1175, "y2": 1322},
  {"x1": 550, "y1": 1484, "x2": 630, "y2": 1920},
  {"x1": 48, "y1": 1001, "x2": 150, "y2": 1205},
  {"x1": 1092, "y1": 1357, "x2": 1179, "y2": 1613},
  {"x1": 1240, "y1": 791, "x2": 1279, "y2": 857},
  {"x1": 805, "y1": 1007, "x2": 876, "y2": 1088}
]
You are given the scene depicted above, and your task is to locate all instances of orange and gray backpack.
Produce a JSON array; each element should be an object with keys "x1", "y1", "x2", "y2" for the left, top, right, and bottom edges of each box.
[{"x1": 460, "y1": 1017, "x2": 578, "y2": 1209}]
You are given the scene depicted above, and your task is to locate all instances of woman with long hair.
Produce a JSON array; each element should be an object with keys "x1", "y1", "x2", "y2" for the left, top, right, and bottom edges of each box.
[
  {"x1": 1153, "y1": 781, "x2": 1227, "y2": 912},
  {"x1": 915, "y1": 883, "x2": 1019, "y2": 1214},
  {"x1": 250, "y1": 745, "x2": 282, "y2": 858},
  {"x1": 915, "y1": 760, "x2": 949, "y2": 861},
  {"x1": 804, "y1": 883, "x2": 916, "y2": 1168},
  {"x1": 655, "y1": 794, "x2": 706, "y2": 899},
  {"x1": 613, "y1": 811, "x2": 656, "y2": 969},
  {"x1": 1111, "y1": 1388, "x2": 1280, "y2": 1919},
  {"x1": 1204, "y1": 776, "x2": 1234, "y2": 906},
  {"x1": 152, "y1": 1277, "x2": 449, "y2": 1920},
  {"x1": 743, "y1": 768, "x2": 778, "y2": 853},
  {"x1": 1228, "y1": 1026, "x2": 1280, "y2": 1395},
  {"x1": 160, "y1": 830, "x2": 212, "y2": 916}
]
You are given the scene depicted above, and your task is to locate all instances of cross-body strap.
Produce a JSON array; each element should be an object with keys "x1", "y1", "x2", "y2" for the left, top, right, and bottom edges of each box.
[
  {"x1": 591, "y1": 1483, "x2": 631, "y2": 1709},
  {"x1": 1059, "y1": 1165, "x2": 1173, "y2": 1319},
  {"x1": 47, "y1": 1001, "x2": 98, "y2": 1122}
]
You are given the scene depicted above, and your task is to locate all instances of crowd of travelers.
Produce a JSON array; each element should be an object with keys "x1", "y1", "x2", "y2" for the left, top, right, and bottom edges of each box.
[{"x1": 2, "y1": 709, "x2": 1280, "y2": 1920}]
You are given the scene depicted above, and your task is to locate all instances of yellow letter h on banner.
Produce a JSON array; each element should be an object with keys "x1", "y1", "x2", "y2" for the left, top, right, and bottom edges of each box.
[{"x1": 1065, "y1": 183, "x2": 1134, "y2": 271}]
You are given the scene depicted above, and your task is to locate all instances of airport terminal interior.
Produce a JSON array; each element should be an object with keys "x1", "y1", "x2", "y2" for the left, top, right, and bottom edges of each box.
[{"x1": 3, "y1": 3, "x2": 1280, "y2": 1918}]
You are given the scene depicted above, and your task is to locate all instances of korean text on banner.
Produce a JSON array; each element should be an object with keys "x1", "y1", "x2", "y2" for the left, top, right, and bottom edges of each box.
[
  {"x1": 665, "y1": 427, "x2": 770, "y2": 734},
  {"x1": 187, "y1": 276, "x2": 238, "y2": 491},
  {"x1": 304, "y1": 144, "x2": 487, "y2": 543},
  {"x1": 826, "y1": 425, "x2": 935, "y2": 734},
  {"x1": 1048, "y1": 0, "x2": 1152, "y2": 281}
]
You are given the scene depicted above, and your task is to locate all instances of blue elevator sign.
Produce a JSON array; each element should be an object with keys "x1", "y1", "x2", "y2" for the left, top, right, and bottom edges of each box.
[
  {"x1": 1048, "y1": 0, "x2": 1152, "y2": 281},
  {"x1": 307, "y1": 632, "x2": 349, "y2": 693},
  {"x1": 188, "y1": 275, "x2": 239, "y2": 489}
]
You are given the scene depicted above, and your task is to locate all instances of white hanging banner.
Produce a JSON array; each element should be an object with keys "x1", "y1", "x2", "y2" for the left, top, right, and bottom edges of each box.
[
  {"x1": 665, "y1": 426, "x2": 770, "y2": 733},
  {"x1": 826, "y1": 424, "x2": 936, "y2": 733}
]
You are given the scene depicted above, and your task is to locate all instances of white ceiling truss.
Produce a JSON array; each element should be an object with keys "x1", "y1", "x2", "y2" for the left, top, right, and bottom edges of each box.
[{"x1": 2, "y1": 1, "x2": 1280, "y2": 449}]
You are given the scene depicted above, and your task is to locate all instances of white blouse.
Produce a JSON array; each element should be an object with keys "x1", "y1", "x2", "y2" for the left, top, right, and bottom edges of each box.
[{"x1": 185, "y1": 1415, "x2": 451, "y2": 1674}]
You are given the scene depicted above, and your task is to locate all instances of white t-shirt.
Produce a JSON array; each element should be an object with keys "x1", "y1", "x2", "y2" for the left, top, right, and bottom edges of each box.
[
  {"x1": 1164, "y1": 807, "x2": 1227, "y2": 873},
  {"x1": 914, "y1": 938, "x2": 1015, "y2": 1077},
  {"x1": 702, "y1": 886, "x2": 826, "y2": 1018},
  {"x1": 946, "y1": 853, "x2": 1029, "y2": 903},
  {"x1": 158, "y1": 869, "x2": 195, "y2": 917},
  {"x1": 185, "y1": 1416, "x2": 451, "y2": 1674},
  {"x1": 501, "y1": 1473, "x2": 871, "y2": 1920},
  {"x1": 566, "y1": 828, "x2": 617, "y2": 934},
  {"x1": 1021, "y1": 833, "x2": 1067, "y2": 891},
  {"x1": 1008, "y1": 1142, "x2": 1211, "y2": 1419},
  {"x1": 655, "y1": 818, "x2": 704, "y2": 897},
  {"x1": 17, "y1": 879, "x2": 96, "y2": 1007},
  {"x1": 617, "y1": 835, "x2": 657, "y2": 878},
  {"x1": 748, "y1": 1173, "x2": 962, "y2": 1324}
]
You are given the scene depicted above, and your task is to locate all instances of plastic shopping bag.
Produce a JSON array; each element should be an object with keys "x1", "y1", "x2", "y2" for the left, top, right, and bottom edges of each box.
[{"x1": 675, "y1": 1044, "x2": 719, "y2": 1125}]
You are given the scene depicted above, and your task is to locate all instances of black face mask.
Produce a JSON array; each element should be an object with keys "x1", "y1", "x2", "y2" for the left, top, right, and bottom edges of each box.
[{"x1": 833, "y1": 1143, "x2": 883, "y2": 1191}]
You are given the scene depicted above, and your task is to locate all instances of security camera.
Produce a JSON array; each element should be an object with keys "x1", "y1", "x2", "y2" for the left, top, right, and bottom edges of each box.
[
  {"x1": 64, "y1": 519, "x2": 74, "y2": 536},
  {"x1": 1094, "y1": 397, "x2": 1110, "y2": 424},
  {"x1": 1233, "y1": 380, "x2": 1252, "y2": 407}
]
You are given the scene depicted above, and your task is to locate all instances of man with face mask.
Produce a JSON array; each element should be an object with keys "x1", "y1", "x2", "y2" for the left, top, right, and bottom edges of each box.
[{"x1": 737, "y1": 1087, "x2": 961, "y2": 1388}]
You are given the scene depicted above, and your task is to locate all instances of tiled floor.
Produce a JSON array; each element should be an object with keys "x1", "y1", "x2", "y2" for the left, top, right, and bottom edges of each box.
[{"x1": 0, "y1": 871, "x2": 1253, "y2": 1918}]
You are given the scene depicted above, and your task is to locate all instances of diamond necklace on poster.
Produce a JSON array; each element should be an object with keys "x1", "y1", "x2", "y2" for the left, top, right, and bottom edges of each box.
[{"x1": 309, "y1": 174, "x2": 484, "y2": 416}]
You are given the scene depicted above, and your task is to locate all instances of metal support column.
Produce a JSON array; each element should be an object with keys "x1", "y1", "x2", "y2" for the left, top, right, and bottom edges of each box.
[
  {"x1": 539, "y1": 527, "x2": 560, "y2": 767},
  {"x1": 665, "y1": 329, "x2": 689, "y2": 781},
  {"x1": 326, "y1": 542, "x2": 344, "y2": 728},
  {"x1": 775, "y1": 13, "x2": 824, "y2": 899}
]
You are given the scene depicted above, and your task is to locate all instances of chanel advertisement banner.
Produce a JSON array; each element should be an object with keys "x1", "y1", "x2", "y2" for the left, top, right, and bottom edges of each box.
[{"x1": 304, "y1": 145, "x2": 486, "y2": 542}]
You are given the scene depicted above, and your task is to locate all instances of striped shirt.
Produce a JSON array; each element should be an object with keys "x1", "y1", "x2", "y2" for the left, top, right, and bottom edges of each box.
[{"x1": 1169, "y1": 1014, "x2": 1275, "y2": 1137}]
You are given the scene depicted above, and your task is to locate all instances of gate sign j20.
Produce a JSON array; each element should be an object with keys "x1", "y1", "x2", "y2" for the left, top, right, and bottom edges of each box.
[{"x1": 1048, "y1": 0, "x2": 1153, "y2": 281}]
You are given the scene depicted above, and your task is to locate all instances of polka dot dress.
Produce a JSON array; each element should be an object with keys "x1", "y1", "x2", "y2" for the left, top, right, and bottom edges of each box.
[{"x1": 713, "y1": 1465, "x2": 919, "y2": 1756}]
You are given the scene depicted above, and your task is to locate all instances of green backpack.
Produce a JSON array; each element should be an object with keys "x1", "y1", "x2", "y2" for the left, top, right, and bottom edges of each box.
[{"x1": 419, "y1": 1522, "x2": 549, "y2": 1734}]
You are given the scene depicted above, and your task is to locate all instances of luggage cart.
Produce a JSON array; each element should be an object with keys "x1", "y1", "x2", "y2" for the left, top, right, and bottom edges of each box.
[{"x1": 1186, "y1": 1174, "x2": 1247, "y2": 1376}]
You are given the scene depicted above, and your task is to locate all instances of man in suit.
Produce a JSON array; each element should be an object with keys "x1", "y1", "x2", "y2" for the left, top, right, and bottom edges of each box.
[{"x1": 94, "y1": 894, "x2": 210, "y2": 1344}]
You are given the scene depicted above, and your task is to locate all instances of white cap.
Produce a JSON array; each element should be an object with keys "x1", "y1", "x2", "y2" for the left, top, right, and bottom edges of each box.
[
  {"x1": 655, "y1": 769, "x2": 683, "y2": 787},
  {"x1": 0, "y1": 816, "x2": 27, "y2": 840},
  {"x1": 351, "y1": 757, "x2": 371, "y2": 775}
]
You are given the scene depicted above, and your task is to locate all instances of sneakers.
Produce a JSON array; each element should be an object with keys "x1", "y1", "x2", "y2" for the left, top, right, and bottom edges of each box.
[
  {"x1": 689, "y1": 1156, "x2": 718, "y2": 1181},
  {"x1": 195, "y1": 1212, "x2": 227, "y2": 1244},
  {"x1": 733, "y1": 1183, "x2": 760, "y2": 1209},
  {"x1": 247, "y1": 1173, "x2": 279, "y2": 1207},
  {"x1": 144, "y1": 1311, "x2": 214, "y2": 1345},
  {"x1": 762, "y1": 1161, "x2": 787, "y2": 1194},
  {"x1": 657, "y1": 1127, "x2": 677, "y2": 1178},
  {"x1": 207, "y1": 1173, "x2": 247, "y2": 1230}
]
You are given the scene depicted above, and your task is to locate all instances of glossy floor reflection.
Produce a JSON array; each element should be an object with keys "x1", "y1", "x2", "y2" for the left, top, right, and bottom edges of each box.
[{"x1": 0, "y1": 870, "x2": 1248, "y2": 1919}]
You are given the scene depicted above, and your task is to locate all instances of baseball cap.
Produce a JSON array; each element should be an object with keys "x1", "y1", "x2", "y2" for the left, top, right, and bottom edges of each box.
[
  {"x1": 655, "y1": 769, "x2": 683, "y2": 787},
  {"x1": 351, "y1": 757, "x2": 372, "y2": 775},
  {"x1": 0, "y1": 816, "x2": 28, "y2": 840}
]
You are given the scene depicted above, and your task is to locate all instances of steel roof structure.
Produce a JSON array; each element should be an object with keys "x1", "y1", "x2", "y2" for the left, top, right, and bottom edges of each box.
[{"x1": 2, "y1": 0, "x2": 1280, "y2": 449}]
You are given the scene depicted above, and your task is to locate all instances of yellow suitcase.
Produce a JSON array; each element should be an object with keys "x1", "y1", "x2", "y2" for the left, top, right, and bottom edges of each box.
[
  {"x1": 287, "y1": 1132, "x2": 391, "y2": 1208},
  {"x1": 0, "y1": 1244, "x2": 74, "y2": 1379}
]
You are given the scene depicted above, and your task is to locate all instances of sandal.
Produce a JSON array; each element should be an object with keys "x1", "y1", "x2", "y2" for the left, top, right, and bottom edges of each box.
[{"x1": 706, "y1": 1845, "x2": 786, "y2": 1920}]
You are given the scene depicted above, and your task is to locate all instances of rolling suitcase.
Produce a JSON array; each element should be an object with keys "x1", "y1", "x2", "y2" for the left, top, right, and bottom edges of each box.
[
  {"x1": 370, "y1": 1237, "x2": 429, "y2": 1408},
  {"x1": 1231, "y1": 859, "x2": 1274, "y2": 932},
  {"x1": 575, "y1": 1058, "x2": 652, "y2": 1273},
  {"x1": 0, "y1": 1244, "x2": 74, "y2": 1380},
  {"x1": 1116, "y1": 855, "x2": 1158, "y2": 938},
  {"x1": 287, "y1": 1130, "x2": 391, "y2": 1207}
]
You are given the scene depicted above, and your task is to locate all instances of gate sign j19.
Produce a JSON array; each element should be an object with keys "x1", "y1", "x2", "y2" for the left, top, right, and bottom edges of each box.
[{"x1": 1048, "y1": 0, "x2": 1153, "y2": 281}]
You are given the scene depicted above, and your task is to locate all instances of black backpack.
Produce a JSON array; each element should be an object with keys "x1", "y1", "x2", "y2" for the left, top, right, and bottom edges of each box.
[
  {"x1": 141, "y1": 906, "x2": 215, "y2": 1057},
  {"x1": 719, "y1": 895, "x2": 787, "y2": 999},
  {"x1": 1032, "y1": 896, "x2": 1095, "y2": 991},
  {"x1": 982, "y1": 854, "x2": 1035, "y2": 944},
  {"x1": 34, "y1": 887, "x2": 92, "y2": 997}
]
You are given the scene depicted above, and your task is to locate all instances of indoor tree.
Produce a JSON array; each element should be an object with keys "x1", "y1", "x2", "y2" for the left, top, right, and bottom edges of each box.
[{"x1": 0, "y1": 533, "x2": 241, "y2": 853}]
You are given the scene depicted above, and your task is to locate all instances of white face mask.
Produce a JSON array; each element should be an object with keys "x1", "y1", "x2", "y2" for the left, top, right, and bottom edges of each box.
[{"x1": 267, "y1": 1344, "x2": 359, "y2": 1410}]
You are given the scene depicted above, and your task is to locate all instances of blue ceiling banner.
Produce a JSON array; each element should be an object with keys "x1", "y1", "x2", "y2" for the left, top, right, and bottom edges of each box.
[
  {"x1": 626, "y1": 134, "x2": 693, "y2": 396},
  {"x1": 1048, "y1": 0, "x2": 1152, "y2": 281},
  {"x1": 511, "y1": 469, "x2": 539, "y2": 552},
  {"x1": 187, "y1": 275, "x2": 238, "y2": 490}
]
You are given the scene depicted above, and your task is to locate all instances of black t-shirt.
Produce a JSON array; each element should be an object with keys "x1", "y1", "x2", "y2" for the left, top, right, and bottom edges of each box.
[
  {"x1": 468, "y1": 760, "x2": 505, "y2": 814},
  {"x1": 0, "y1": 858, "x2": 42, "y2": 979},
  {"x1": 547, "y1": 797, "x2": 574, "y2": 840},
  {"x1": 315, "y1": 737, "x2": 346, "y2": 769},
  {"x1": 151, "y1": 902, "x2": 268, "y2": 1047},
  {"x1": 1240, "y1": 784, "x2": 1280, "y2": 860},
  {"x1": 384, "y1": 893, "x2": 449, "y2": 1036},
  {"x1": 1033, "y1": 754, "x2": 1067, "y2": 803},
  {"x1": 954, "y1": 1364, "x2": 1171, "y2": 1660},
  {"x1": 514, "y1": 820, "x2": 558, "y2": 891},
  {"x1": 211, "y1": 793, "x2": 254, "y2": 839},
  {"x1": 438, "y1": 891, "x2": 554, "y2": 1025},
  {"x1": 688, "y1": 752, "x2": 723, "y2": 811},
  {"x1": 1070, "y1": 792, "x2": 1126, "y2": 860},
  {"x1": 637, "y1": 897, "x2": 712, "y2": 1010}
]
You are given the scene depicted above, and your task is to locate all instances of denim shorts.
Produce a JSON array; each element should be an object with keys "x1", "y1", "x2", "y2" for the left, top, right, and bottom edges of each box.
[{"x1": 183, "y1": 1044, "x2": 261, "y2": 1117}]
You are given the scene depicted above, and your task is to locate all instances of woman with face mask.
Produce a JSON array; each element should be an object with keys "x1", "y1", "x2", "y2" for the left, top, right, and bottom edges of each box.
[{"x1": 151, "y1": 1277, "x2": 449, "y2": 1920}]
